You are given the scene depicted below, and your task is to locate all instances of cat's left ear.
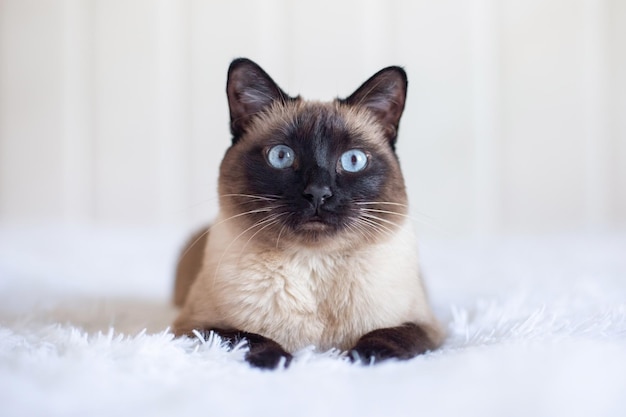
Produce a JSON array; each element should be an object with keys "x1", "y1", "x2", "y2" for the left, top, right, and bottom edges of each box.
[
  {"x1": 342, "y1": 66, "x2": 408, "y2": 145},
  {"x1": 227, "y1": 58, "x2": 292, "y2": 143}
]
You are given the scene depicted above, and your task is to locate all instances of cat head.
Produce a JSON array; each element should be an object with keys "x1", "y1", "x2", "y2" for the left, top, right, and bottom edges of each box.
[{"x1": 218, "y1": 58, "x2": 409, "y2": 249}]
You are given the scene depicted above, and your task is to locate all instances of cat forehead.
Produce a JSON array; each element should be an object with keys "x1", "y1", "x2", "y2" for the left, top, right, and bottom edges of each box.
[{"x1": 243, "y1": 100, "x2": 387, "y2": 148}]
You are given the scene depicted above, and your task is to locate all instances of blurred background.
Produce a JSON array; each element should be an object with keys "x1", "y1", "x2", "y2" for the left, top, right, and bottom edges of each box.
[{"x1": 1, "y1": 0, "x2": 625, "y2": 238}]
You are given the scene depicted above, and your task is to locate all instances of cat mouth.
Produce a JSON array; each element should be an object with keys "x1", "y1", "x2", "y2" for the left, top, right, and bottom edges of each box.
[{"x1": 299, "y1": 215, "x2": 332, "y2": 232}]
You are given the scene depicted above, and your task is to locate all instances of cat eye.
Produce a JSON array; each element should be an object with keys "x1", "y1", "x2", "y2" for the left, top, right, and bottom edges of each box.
[
  {"x1": 266, "y1": 144, "x2": 295, "y2": 169},
  {"x1": 339, "y1": 149, "x2": 368, "y2": 173}
]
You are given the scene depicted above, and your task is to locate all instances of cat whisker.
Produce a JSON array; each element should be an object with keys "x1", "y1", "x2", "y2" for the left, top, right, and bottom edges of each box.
[
  {"x1": 275, "y1": 213, "x2": 293, "y2": 249},
  {"x1": 357, "y1": 214, "x2": 418, "y2": 248},
  {"x1": 353, "y1": 217, "x2": 395, "y2": 243},
  {"x1": 354, "y1": 201, "x2": 408, "y2": 208},
  {"x1": 355, "y1": 200, "x2": 438, "y2": 222},
  {"x1": 359, "y1": 211, "x2": 407, "y2": 237},
  {"x1": 358, "y1": 208, "x2": 428, "y2": 229},
  {"x1": 348, "y1": 218, "x2": 380, "y2": 243},
  {"x1": 177, "y1": 207, "x2": 276, "y2": 263},
  {"x1": 359, "y1": 208, "x2": 409, "y2": 218},
  {"x1": 360, "y1": 208, "x2": 448, "y2": 234},
  {"x1": 220, "y1": 193, "x2": 282, "y2": 201},
  {"x1": 208, "y1": 203, "x2": 287, "y2": 233},
  {"x1": 173, "y1": 193, "x2": 280, "y2": 218},
  {"x1": 219, "y1": 210, "x2": 284, "y2": 252},
  {"x1": 239, "y1": 212, "x2": 289, "y2": 255},
  {"x1": 359, "y1": 212, "x2": 403, "y2": 229},
  {"x1": 356, "y1": 202, "x2": 446, "y2": 233},
  {"x1": 357, "y1": 215, "x2": 396, "y2": 235},
  {"x1": 219, "y1": 195, "x2": 281, "y2": 209},
  {"x1": 214, "y1": 207, "x2": 274, "y2": 224},
  {"x1": 211, "y1": 211, "x2": 287, "y2": 290}
]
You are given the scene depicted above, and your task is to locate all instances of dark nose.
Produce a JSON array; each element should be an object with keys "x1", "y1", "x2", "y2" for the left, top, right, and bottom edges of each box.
[{"x1": 303, "y1": 184, "x2": 333, "y2": 208}]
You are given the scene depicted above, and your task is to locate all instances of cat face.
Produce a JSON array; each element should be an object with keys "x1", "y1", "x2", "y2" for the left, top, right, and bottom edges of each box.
[{"x1": 218, "y1": 59, "x2": 409, "y2": 249}]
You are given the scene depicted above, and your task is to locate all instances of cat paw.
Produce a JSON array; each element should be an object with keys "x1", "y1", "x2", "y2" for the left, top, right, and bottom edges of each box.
[
  {"x1": 348, "y1": 323, "x2": 436, "y2": 364},
  {"x1": 348, "y1": 341, "x2": 402, "y2": 364},
  {"x1": 245, "y1": 347, "x2": 293, "y2": 369}
]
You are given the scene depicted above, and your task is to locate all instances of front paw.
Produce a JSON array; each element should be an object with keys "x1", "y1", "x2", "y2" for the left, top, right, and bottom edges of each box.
[
  {"x1": 198, "y1": 328, "x2": 293, "y2": 369},
  {"x1": 246, "y1": 346, "x2": 293, "y2": 369},
  {"x1": 349, "y1": 339, "x2": 401, "y2": 364},
  {"x1": 349, "y1": 323, "x2": 436, "y2": 364}
]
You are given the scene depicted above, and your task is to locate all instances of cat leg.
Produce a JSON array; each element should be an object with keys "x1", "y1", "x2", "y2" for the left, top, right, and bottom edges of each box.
[
  {"x1": 348, "y1": 322, "x2": 438, "y2": 364},
  {"x1": 203, "y1": 328, "x2": 293, "y2": 369},
  {"x1": 173, "y1": 226, "x2": 210, "y2": 307}
]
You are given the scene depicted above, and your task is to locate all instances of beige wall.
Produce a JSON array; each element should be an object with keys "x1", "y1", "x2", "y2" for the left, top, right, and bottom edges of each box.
[{"x1": 0, "y1": 0, "x2": 624, "y2": 236}]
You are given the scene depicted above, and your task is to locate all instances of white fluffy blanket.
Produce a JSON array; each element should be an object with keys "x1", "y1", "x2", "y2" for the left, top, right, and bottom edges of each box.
[{"x1": 1, "y1": 227, "x2": 625, "y2": 417}]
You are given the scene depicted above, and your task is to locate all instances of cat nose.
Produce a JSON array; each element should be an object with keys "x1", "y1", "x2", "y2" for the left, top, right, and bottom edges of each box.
[{"x1": 303, "y1": 184, "x2": 333, "y2": 208}]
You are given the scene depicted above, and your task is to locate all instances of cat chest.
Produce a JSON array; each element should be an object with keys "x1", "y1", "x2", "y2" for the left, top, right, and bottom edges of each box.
[
  {"x1": 215, "y1": 248, "x2": 413, "y2": 350},
  {"x1": 224, "y1": 251, "x2": 367, "y2": 318}
]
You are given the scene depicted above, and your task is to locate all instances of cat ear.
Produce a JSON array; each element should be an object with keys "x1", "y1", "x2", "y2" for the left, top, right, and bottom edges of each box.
[
  {"x1": 342, "y1": 66, "x2": 408, "y2": 145},
  {"x1": 227, "y1": 58, "x2": 291, "y2": 142}
]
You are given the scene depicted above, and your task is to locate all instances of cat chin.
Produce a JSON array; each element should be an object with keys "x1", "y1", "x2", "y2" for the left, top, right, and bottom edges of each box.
[
  {"x1": 289, "y1": 229, "x2": 336, "y2": 245},
  {"x1": 281, "y1": 228, "x2": 372, "y2": 251},
  {"x1": 289, "y1": 234, "x2": 352, "y2": 250},
  {"x1": 298, "y1": 219, "x2": 330, "y2": 232}
]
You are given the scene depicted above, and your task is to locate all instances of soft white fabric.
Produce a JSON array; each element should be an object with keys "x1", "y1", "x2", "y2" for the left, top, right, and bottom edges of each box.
[{"x1": 1, "y1": 226, "x2": 625, "y2": 417}]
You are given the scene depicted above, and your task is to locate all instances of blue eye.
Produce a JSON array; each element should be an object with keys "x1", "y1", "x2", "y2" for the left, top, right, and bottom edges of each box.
[
  {"x1": 340, "y1": 149, "x2": 368, "y2": 172},
  {"x1": 267, "y1": 145, "x2": 295, "y2": 169}
]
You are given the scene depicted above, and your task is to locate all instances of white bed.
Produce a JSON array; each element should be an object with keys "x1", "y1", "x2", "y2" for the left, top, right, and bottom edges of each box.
[{"x1": 1, "y1": 226, "x2": 625, "y2": 417}]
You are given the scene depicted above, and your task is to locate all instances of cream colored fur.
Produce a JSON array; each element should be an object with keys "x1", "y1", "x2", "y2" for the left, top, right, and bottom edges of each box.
[{"x1": 174, "y1": 214, "x2": 443, "y2": 352}]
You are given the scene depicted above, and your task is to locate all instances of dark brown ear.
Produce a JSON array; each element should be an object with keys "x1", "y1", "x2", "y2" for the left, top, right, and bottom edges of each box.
[
  {"x1": 342, "y1": 66, "x2": 408, "y2": 146},
  {"x1": 226, "y1": 58, "x2": 291, "y2": 143}
]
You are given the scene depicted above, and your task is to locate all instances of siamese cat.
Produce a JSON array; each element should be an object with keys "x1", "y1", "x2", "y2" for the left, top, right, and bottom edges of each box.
[{"x1": 173, "y1": 58, "x2": 443, "y2": 369}]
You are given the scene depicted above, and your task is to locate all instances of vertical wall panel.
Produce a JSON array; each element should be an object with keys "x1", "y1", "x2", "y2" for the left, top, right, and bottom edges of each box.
[
  {"x1": 581, "y1": 0, "x2": 611, "y2": 232},
  {"x1": 0, "y1": 0, "x2": 624, "y2": 234},
  {"x1": 287, "y1": 0, "x2": 392, "y2": 99},
  {"x1": 609, "y1": 0, "x2": 626, "y2": 230},
  {"x1": 186, "y1": 0, "x2": 278, "y2": 227},
  {"x1": 469, "y1": 0, "x2": 502, "y2": 236},
  {"x1": 155, "y1": 0, "x2": 190, "y2": 225},
  {"x1": 0, "y1": 0, "x2": 66, "y2": 222},
  {"x1": 253, "y1": 0, "x2": 291, "y2": 85},
  {"x1": 185, "y1": 0, "x2": 221, "y2": 227},
  {"x1": 93, "y1": 0, "x2": 161, "y2": 224},
  {"x1": 500, "y1": 0, "x2": 588, "y2": 233},
  {"x1": 358, "y1": 0, "x2": 395, "y2": 71},
  {"x1": 62, "y1": 0, "x2": 94, "y2": 224},
  {"x1": 394, "y1": 0, "x2": 475, "y2": 236}
]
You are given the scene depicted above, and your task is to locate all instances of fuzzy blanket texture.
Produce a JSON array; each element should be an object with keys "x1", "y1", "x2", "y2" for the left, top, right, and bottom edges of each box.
[{"x1": 1, "y1": 226, "x2": 625, "y2": 417}]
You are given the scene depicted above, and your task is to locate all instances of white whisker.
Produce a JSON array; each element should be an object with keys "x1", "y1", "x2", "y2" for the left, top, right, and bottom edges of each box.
[
  {"x1": 349, "y1": 218, "x2": 379, "y2": 242},
  {"x1": 177, "y1": 207, "x2": 275, "y2": 263},
  {"x1": 359, "y1": 208, "x2": 408, "y2": 217},
  {"x1": 357, "y1": 216, "x2": 396, "y2": 237},
  {"x1": 355, "y1": 200, "x2": 446, "y2": 233},
  {"x1": 220, "y1": 193, "x2": 281, "y2": 201},
  {"x1": 210, "y1": 210, "x2": 288, "y2": 292},
  {"x1": 359, "y1": 212, "x2": 402, "y2": 229},
  {"x1": 240, "y1": 213, "x2": 288, "y2": 254},
  {"x1": 275, "y1": 213, "x2": 292, "y2": 249},
  {"x1": 354, "y1": 201, "x2": 408, "y2": 208}
]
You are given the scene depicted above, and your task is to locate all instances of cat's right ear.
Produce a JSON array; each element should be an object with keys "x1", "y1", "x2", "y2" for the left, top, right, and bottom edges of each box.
[{"x1": 227, "y1": 58, "x2": 291, "y2": 142}]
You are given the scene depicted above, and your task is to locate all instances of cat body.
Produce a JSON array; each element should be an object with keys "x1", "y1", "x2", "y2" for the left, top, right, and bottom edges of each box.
[
  {"x1": 173, "y1": 59, "x2": 443, "y2": 367},
  {"x1": 176, "y1": 214, "x2": 436, "y2": 352}
]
